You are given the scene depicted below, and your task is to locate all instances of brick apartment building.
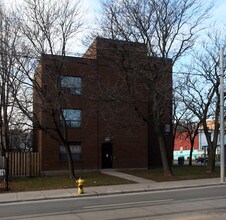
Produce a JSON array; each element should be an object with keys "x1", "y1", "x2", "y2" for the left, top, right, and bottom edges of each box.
[{"x1": 33, "y1": 38, "x2": 173, "y2": 174}]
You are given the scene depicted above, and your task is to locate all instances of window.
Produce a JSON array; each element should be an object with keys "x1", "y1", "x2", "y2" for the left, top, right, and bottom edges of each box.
[
  {"x1": 60, "y1": 109, "x2": 81, "y2": 127},
  {"x1": 60, "y1": 142, "x2": 82, "y2": 161},
  {"x1": 179, "y1": 133, "x2": 183, "y2": 142},
  {"x1": 180, "y1": 146, "x2": 183, "y2": 153},
  {"x1": 61, "y1": 76, "x2": 81, "y2": 95}
]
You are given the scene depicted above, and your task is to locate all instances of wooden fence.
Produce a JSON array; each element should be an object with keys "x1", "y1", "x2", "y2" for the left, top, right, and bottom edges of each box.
[{"x1": 6, "y1": 152, "x2": 40, "y2": 177}]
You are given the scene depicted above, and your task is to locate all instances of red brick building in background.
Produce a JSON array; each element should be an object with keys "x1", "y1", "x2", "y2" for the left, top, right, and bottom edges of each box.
[
  {"x1": 174, "y1": 131, "x2": 199, "y2": 152},
  {"x1": 174, "y1": 131, "x2": 199, "y2": 160},
  {"x1": 33, "y1": 38, "x2": 173, "y2": 174}
]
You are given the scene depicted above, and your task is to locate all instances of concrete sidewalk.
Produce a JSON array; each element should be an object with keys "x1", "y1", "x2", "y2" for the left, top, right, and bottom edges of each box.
[{"x1": 0, "y1": 170, "x2": 225, "y2": 204}]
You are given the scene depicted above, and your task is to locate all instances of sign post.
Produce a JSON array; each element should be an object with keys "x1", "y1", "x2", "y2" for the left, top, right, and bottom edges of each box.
[{"x1": 220, "y1": 47, "x2": 225, "y2": 183}]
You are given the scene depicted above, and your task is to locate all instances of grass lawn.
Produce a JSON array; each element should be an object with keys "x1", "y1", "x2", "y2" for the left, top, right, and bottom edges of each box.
[
  {"x1": 7, "y1": 171, "x2": 134, "y2": 192},
  {"x1": 1, "y1": 165, "x2": 221, "y2": 192},
  {"x1": 123, "y1": 165, "x2": 220, "y2": 182}
]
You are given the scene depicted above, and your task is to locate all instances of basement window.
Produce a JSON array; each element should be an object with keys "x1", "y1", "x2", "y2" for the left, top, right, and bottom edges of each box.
[{"x1": 59, "y1": 142, "x2": 82, "y2": 161}]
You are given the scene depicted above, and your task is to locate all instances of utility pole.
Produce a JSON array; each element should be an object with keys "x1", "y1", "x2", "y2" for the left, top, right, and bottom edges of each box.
[{"x1": 220, "y1": 47, "x2": 225, "y2": 183}]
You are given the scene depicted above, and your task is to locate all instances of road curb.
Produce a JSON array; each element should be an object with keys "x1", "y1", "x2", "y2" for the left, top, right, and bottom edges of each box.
[{"x1": 0, "y1": 182, "x2": 225, "y2": 204}]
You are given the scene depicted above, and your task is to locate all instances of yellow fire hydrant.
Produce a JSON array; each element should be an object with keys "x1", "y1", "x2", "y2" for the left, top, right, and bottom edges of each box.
[{"x1": 76, "y1": 177, "x2": 85, "y2": 194}]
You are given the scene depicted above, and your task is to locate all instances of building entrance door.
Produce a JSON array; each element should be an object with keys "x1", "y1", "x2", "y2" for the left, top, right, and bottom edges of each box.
[{"x1": 102, "y1": 143, "x2": 113, "y2": 168}]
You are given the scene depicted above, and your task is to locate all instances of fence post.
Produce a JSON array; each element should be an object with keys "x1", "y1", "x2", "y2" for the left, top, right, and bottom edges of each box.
[
  {"x1": 27, "y1": 152, "x2": 31, "y2": 177},
  {"x1": 5, "y1": 156, "x2": 9, "y2": 191}
]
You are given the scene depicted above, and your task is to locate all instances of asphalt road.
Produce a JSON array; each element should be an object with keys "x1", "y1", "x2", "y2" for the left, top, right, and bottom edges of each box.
[{"x1": 1, "y1": 185, "x2": 226, "y2": 219}]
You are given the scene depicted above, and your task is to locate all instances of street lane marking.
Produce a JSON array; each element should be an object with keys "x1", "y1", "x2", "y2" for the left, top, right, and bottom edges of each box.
[
  {"x1": 178, "y1": 195, "x2": 226, "y2": 203},
  {"x1": 84, "y1": 199, "x2": 173, "y2": 209}
]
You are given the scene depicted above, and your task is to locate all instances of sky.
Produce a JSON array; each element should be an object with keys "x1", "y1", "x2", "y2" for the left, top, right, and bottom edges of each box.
[
  {"x1": 83, "y1": 0, "x2": 226, "y2": 22},
  {"x1": 4, "y1": 0, "x2": 226, "y2": 23},
  {"x1": 212, "y1": 0, "x2": 226, "y2": 23},
  {"x1": 83, "y1": 0, "x2": 226, "y2": 23},
  {"x1": 81, "y1": 0, "x2": 226, "y2": 54},
  {"x1": 6, "y1": 0, "x2": 225, "y2": 27},
  {"x1": 3, "y1": 0, "x2": 226, "y2": 54}
]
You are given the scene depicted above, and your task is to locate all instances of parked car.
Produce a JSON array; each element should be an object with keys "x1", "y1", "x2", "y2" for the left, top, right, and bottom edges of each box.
[{"x1": 195, "y1": 156, "x2": 208, "y2": 163}]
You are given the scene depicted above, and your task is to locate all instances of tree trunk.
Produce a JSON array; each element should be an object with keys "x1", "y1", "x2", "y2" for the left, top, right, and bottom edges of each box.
[
  {"x1": 189, "y1": 140, "x2": 194, "y2": 166},
  {"x1": 158, "y1": 131, "x2": 173, "y2": 176},
  {"x1": 54, "y1": 109, "x2": 76, "y2": 179},
  {"x1": 208, "y1": 142, "x2": 215, "y2": 173},
  {"x1": 189, "y1": 147, "x2": 193, "y2": 166},
  {"x1": 65, "y1": 143, "x2": 76, "y2": 179}
]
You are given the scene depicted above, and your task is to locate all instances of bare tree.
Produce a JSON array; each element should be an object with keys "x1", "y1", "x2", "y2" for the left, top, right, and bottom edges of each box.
[
  {"x1": 0, "y1": 3, "x2": 29, "y2": 155},
  {"x1": 97, "y1": 0, "x2": 214, "y2": 176},
  {"x1": 172, "y1": 87, "x2": 188, "y2": 153},
  {"x1": 100, "y1": 0, "x2": 213, "y2": 64},
  {"x1": 177, "y1": 28, "x2": 226, "y2": 172},
  {"x1": 10, "y1": 0, "x2": 85, "y2": 178},
  {"x1": 84, "y1": 39, "x2": 173, "y2": 176}
]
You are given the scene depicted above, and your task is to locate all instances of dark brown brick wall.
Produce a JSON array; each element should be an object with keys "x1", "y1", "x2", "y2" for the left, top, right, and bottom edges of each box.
[{"x1": 33, "y1": 38, "x2": 172, "y2": 172}]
